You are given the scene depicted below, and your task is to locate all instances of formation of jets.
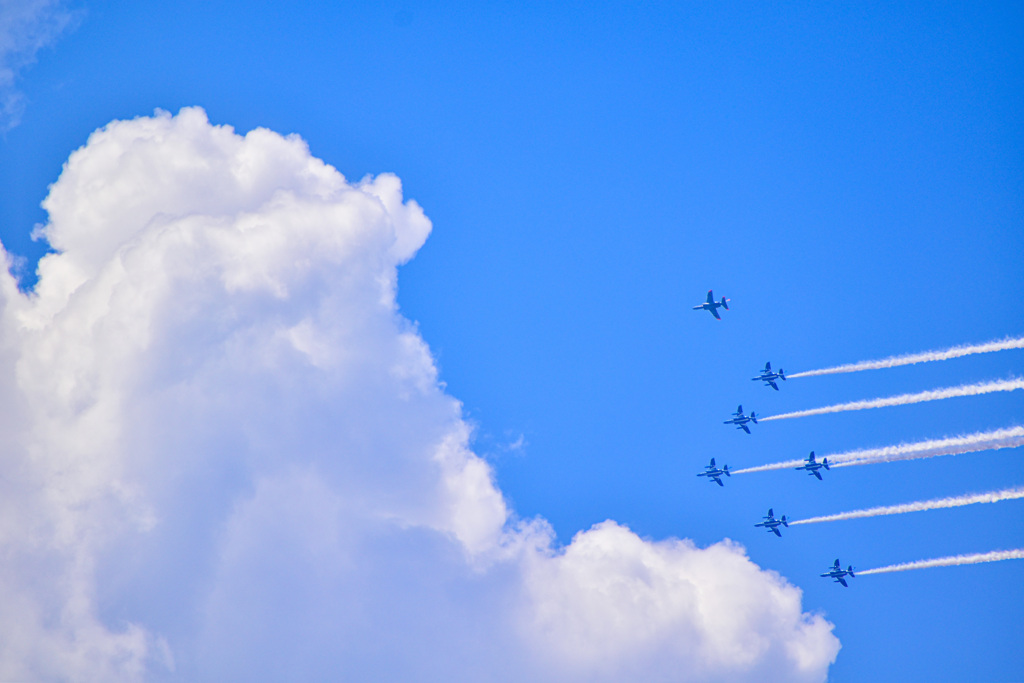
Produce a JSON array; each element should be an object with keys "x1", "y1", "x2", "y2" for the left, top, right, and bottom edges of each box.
[
  {"x1": 754, "y1": 508, "x2": 789, "y2": 536},
  {"x1": 697, "y1": 458, "x2": 731, "y2": 486},
  {"x1": 723, "y1": 405, "x2": 758, "y2": 433},
  {"x1": 692, "y1": 289, "x2": 730, "y2": 320},
  {"x1": 752, "y1": 361, "x2": 786, "y2": 390},
  {"x1": 820, "y1": 559, "x2": 856, "y2": 587},
  {"x1": 693, "y1": 290, "x2": 849, "y2": 585},
  {"x1": 795, "y1": 451, "x2": 830, "y2": 480}
]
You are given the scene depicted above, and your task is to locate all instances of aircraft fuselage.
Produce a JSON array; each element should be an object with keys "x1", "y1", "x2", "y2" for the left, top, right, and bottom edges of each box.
[
  {"x1": 693, "y1": 290, "x2": 730, "y2": 319},
  {"x1": 821, "y1": 560, "x2": 855, "y2": 586}
]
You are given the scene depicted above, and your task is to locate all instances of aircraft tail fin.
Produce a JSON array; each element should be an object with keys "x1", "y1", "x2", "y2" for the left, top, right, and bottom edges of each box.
[
  {"x1": 781, "y1": 516, "x2": 788, "y2": 527},
  {"x1": 750, "y1": 412, "x2": 757, "y2": 424},
  {"x1": 723, "y1": 465, "x2": 731, "y2": 477},
  {"x1": 721, "y1": 297, "x2": 730, "y2": 310},
  {"x1": 847, "y1": 566, "x2": 855, "y2": 578},
  {"x1": 822, "y1": 458, "x2": 830, "y2": 470},
  {"x1": 779, "y1": 369, "x2": 786, "y2": 380}
]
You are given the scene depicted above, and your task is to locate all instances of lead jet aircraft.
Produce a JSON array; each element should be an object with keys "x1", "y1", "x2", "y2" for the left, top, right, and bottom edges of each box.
[
  {"x1": 820, "y1": 559, "x2": 856, "y2": 587},
  {"x1": 723, "y1": 405, "x2": 757, "y2": 433},
  {"x1": 754, "y1": 508, "x2": 789, "y2": 537},
  {"x1": 794, "y1": 451, "x2": 830, "y2": 480},
  {"x1": 752, "y1": 362, "x2": 786, "y2": 390},
  {"x1": 693, "y1": 289, "x2": 730, "y2": 320},
  {"x1": 697, "y1": 458, "x2": 730, "y2": 486}
]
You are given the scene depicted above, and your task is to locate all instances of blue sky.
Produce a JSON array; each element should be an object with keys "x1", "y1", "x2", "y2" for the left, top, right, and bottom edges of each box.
[{"x1": 2, "y1": 2, "x2": 1022, "y2": 681}]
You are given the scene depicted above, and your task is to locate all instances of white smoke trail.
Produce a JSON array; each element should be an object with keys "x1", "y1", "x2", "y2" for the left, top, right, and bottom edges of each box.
[
  {"x1": 831, "y1": 426, "x2": 1024, "y2": 468},
  {"x1": 859, "y1": 549, "x2": 1024, "y2": 575},
  {"x1": 759, "y1": 378, "x2": 1024, "y2": 422},
  {"x1": 732, "y1": 426, "x2": 1024, "y2": 474},
  {"x1": 788, "y1": 336, "x2": 1024, "y2": 379},
  {"x1": 790, "y1": 486, "x2": 1024, "y2": 525}
]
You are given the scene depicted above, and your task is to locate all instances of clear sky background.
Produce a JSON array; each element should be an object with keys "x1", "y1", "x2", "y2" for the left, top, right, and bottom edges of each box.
[{"x1": 1, "y1": 2, "x2": 1022, "y2": 681}]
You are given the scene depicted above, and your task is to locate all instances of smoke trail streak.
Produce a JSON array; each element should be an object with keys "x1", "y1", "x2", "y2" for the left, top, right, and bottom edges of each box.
[
  {"x1": 790, "y1": 486, "x2": 1024, "y2": 525},
  {"x1": 831, "y1": 426, "x2": 1024, "y2": 468},
  {"x1": 788, "y1": 336, "x2": 1024, "y2": 378},
  {"x1": 859, "y1": 549, "x2": 1024, "y2": 575},
  {"x1": 732, "y1": 426, "x2": 1024, "y2": 474},
  {"x1": 759, "y1": 378, "x2": 1024, "y2": 422}
]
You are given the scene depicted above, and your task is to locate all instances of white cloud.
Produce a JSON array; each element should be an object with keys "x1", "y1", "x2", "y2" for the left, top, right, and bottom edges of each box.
[
  {"x1": 0, "y1": 107, "x2": 840, "y2": 681},
  {"x1": 0, "y1": 0, "x2": 78, "y2": 131},
  {"x1": 522, "y1": 522, "x2": 839, "y2": 683}
]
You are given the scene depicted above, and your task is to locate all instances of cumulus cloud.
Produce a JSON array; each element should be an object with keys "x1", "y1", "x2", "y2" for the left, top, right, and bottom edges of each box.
[
  {"x1": 522, "y1": 523, "x2": 839, "y2": 683},
  {"x1": 0, "y1": 107, "x2": 840, "y2": 681},
  {"x1": 0, "y1": 0, "x2": 78, "y2": 131}
]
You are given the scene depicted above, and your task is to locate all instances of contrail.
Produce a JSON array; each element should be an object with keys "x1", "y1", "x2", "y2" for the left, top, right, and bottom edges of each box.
[
  {"x1": 859, "y1": 549, "x2": 1024, "y2": 575},
  {"x1": 759, "y1": 378, "x2": 1024, "y2": 422},
  {"x1": 732, "y1": 425, "x2": 1024, "y2": 474},
  {"x1": 788, "y1": 336, "x2": 1024, "y2": 378},
  {"x1": 790, "y1": 486, "x2": 1024, "y2": 525}
]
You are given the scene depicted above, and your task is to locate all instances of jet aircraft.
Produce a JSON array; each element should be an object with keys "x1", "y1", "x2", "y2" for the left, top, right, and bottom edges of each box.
[
  {"x1": 820, "y1": 559, "x2": 856, "y2": 587},
  {"x1": 697, "y1": 458, "x2": 730, "y2": 486},
  {"x1": 795, "y1": 451, "x2": 830, "y2": 480},
  {"x1": 723, "y1": 405, "x2": 757, "y2": 433},
  {"x1": 693, "y1": 290, "x2": 730, "y2": 320},
  {"x1": 754, "y1": 508, "x2": 788, "y2": 537},
  {"x1": 752, "y1": 361, "x2": 786, "y2": 390}
]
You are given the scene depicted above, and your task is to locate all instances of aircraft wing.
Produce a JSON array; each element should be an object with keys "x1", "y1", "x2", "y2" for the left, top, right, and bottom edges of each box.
[
  {"x1": 706, "y1": 290, "x2": 715, "y2": 305},
  {"x1": 767, "y1": 379, "x2": 779, "y2": 390},
  {"x1": 836, "y1": 577, "x2": 848, "y2": 587},
  {"x1": 715, "y1": 477, "x2": 724, "y2": 487},
  {"x1": 739, "y1": 424, "x2": 750, "y2": 434},
  {"x1": 812, "y1": 470, "x2": 823, "y2": 480},
  {"x1": 710, "y1": 307, "x2": 721, "y2": 320},
  {"x1": 772, "y1": 527, "x2": 781, "y2": 537}
]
